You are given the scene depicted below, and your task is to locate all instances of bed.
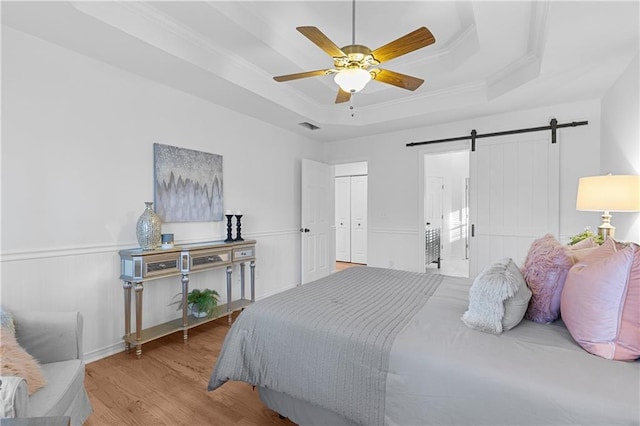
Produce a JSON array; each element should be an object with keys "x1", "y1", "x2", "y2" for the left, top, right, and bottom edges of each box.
[{"x1": 208, "y1": 266, "x2": 640, "y2": 425}]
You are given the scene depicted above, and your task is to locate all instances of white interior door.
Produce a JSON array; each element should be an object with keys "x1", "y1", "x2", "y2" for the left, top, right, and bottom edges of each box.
[
  {"x1": 469, "y1": 136, "x2": 559, "y2": 277},
  {"x1": 301, "y1": 159, "x2": 334, "y2": 284},
  {"x1": 335, "y1": 176, "x2": 351, "y2": 262},
  {"x1": 350, "y1": 176, "x2": 368, "y2": 264},
  {"x1": 425, "y1": 176, "x2": 444, "y2": 231}
]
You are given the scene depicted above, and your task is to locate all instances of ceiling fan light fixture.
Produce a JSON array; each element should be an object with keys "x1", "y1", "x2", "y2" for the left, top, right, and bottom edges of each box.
[{"x1": 334, "y1": 68, "x2": 371, "y2": 93}]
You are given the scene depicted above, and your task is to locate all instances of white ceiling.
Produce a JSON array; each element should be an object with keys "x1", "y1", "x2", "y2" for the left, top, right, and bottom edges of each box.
[{"x1": 3, "y1": 1, "x2": 639, "y2": 142}]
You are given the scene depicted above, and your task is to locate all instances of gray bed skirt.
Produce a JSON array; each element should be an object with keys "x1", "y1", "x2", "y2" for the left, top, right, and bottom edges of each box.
[{"x1": 258, "y1": 387, "x2": 356, "y2": 426}]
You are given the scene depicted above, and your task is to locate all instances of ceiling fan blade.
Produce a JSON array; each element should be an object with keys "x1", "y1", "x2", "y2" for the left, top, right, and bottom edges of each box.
[
  {"x1": 297, "y1": 26, "x2": 346, "y2": 58},
  {"x1": 335, "y1": 88, "x2": 351, "y2": 104},
  {"x1": 273, "y1": 69, "x2": 332, "y2": 82},
  {"x1": 371, "y1": 27, "x2": 435, "y2": 64},
  {"x1": 373, "y1": 69, "x2": 424, "y2": 91}
]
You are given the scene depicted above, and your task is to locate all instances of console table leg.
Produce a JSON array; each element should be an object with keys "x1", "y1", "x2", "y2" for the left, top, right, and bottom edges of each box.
[
  {"x1": 134, "y1": 282, "x2": 144, "y2": 359},
  {"x1": 123, "y1": 281, "x2": 132, "y2": 353},
  {"x1": 181, "y1": 274, "x2": 189, "y2": 343},
  {"x1": 240, "y1": 262, "x2": 246, "y2": 301},
  {"x1": 226, "y1": 266, "x2": 232, "y2": 325},
  {"x1": 250, "y1": 261, "x2": 256, "y2": 303}
]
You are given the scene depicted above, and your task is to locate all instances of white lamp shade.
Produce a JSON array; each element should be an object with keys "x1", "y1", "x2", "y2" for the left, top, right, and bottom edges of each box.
[
  {"x1": 576, "y1": 175, "x2": 640, "y2": 212},
  {"x1": 334, "y1": 68, "x2": 371, "y2": 93}
]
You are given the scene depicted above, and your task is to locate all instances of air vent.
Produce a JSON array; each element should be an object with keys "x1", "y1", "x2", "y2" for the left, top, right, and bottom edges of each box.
[{"x1": 299, "y1": 122, "x2": 320, "y2": 131}]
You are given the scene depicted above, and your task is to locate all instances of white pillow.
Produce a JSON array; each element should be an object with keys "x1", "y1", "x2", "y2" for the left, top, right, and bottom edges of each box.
[{"x1": 462, "y1": 258, "x2": 532, "y2": 334}]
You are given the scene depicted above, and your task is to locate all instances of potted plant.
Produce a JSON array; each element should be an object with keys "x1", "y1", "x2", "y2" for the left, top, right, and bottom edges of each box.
[
  {"x1": 171, "y1": 288, "x2": 220, "y2": 319},
  {"x1": 569, "y1": 227, "x2": 604, "y2": 246}
]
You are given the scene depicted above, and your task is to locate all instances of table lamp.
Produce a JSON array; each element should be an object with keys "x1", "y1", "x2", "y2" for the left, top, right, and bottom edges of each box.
[{"x1": 576, "y1": 174, "x2": 640, "y2": 240}]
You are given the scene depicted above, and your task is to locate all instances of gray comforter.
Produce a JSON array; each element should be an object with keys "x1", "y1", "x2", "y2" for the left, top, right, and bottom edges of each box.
[
  {"x1": 208, "y1": 267, "x2": 443, "y2": 425},
  {"x1": 210, "y1": 267, "x2": 640, "y2": 425}
]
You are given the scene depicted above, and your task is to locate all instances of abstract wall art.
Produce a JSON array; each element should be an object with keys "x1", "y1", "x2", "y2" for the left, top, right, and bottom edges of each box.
[{"x1": 153, "y1": 143, "x2": 223, "y2": 222}]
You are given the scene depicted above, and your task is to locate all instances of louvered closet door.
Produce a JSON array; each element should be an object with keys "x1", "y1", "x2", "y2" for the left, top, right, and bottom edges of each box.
[{"x1": 469, "y1": 135, "x2": 559, "y2": 277}]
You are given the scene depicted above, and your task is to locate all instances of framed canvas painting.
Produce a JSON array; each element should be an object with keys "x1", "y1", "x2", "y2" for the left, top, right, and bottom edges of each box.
[{"x1": 154, "y1": 143, "x2": 223, "y2": 222}]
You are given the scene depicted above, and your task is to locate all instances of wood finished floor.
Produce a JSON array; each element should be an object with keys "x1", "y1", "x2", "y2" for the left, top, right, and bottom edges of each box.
[
  {"x1": 84, "y1": 312, "x2": 295, "y2": 426},
  {"x1": 85, "y1": 263, "x2": 360, "y2": 425},
  {"x1": 335, "y1": 261, "x2": 362, "y2": 272}
]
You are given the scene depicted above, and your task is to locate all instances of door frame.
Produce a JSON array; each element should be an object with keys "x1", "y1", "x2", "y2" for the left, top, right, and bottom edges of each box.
[
  {"x1": 417, "y1": 142, "x2": 470, "y2": 273},
  {"x1": 334, "y1": 161, "x2": 368, "y2": 266}
]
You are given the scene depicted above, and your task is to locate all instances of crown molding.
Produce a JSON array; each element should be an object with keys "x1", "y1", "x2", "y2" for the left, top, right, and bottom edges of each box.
[{"x1": 484, "y1": 1, "x2": 549, "y2": 100}]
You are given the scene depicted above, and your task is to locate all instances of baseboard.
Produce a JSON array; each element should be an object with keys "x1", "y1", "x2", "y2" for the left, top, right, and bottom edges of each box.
[
  {"x1": 84, "y1": 283, "x2": 298, "y2": 364},
  {"x1": 255, "y1": 284, "x2": 297, "y2": 301},
  {"x1": 85, "y1": 342, "x2": 125, "y2": 364}
]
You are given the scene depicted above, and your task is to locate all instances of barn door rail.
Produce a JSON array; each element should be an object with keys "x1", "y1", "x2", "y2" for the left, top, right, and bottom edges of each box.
[{"x1": 406, "y1": 119, "x2": 588, "y2": 151}]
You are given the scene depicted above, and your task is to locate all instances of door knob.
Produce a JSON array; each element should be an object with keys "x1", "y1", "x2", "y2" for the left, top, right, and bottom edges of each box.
[{"x1": 300, "y1": 228, "x2": 310, "y2": 233}]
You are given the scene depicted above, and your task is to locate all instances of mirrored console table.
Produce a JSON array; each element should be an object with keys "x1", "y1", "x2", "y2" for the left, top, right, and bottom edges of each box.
[{"x1": 119, "y1": 239, "x2": 256, "y2": 358}]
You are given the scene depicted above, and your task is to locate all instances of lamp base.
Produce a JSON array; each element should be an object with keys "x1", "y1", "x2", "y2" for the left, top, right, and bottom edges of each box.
[{"x1": 598, "y1": 210, "x2": 616, "y2": 240}]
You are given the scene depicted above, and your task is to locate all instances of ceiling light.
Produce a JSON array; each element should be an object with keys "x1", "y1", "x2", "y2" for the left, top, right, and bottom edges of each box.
[{"x1": 334, "y1": 68, "x2": 371, "y2": 93}]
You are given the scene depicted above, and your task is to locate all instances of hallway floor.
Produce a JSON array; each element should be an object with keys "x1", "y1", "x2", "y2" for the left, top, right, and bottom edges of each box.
[{"x1": 426, "y1": 258, "x2": 469, "y2": 278}]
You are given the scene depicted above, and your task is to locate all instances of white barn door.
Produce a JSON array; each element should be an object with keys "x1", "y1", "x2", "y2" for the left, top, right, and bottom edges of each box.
[
  {"x1": 469, "y1": 135, "x2": 559, "y2": 277},
  {"x1": 335, "y1": 176, "x2": 351, "y2": 262},
  {"x1": 301, "y1": 159, "x2": 335, "y2": 284}
]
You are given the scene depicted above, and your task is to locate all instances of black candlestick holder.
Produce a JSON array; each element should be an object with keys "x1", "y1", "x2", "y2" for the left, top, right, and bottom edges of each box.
[
  {"x1": 234, "y1": 214, "x2": 244, "y2": 241},
  {"x1": 224, "y1": 214, "x2": 234, "y2": 242}
]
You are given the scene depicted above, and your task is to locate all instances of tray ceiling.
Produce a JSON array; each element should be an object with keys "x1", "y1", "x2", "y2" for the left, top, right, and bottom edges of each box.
[{"x1": 3, "y1": 1, "x2": 638, "y2": 142}]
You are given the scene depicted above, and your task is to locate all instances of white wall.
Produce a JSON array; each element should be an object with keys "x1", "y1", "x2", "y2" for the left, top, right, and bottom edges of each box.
[
  {"x1": 1, "y1": 27, "x2": 323, "y2": 361},
  {"x1": 2, "y1": 25, "x2": 636, "y2": 362},
  {"x1": 600, "y1": 54, "x2": 640, "y2": 242},
  {"x1": 325, "y1": 100, "x2": 602, "y2": 272}
]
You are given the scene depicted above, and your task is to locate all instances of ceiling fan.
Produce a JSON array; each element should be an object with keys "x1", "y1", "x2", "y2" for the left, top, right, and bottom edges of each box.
[{"x1": 273, "y1": 1, "x2": 436, "y2": 104}]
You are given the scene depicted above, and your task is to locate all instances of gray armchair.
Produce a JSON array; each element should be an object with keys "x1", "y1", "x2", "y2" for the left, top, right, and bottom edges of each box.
[{"x1": 0, "y1": 311, "x2": 92, "y2": 425}]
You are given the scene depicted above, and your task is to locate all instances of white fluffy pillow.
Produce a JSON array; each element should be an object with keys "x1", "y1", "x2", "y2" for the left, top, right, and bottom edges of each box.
[{"x1": 462, "y1": 258, "x2": 532, "y2": 334}]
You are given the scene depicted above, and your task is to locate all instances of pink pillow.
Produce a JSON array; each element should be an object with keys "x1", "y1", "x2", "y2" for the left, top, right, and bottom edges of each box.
[
  {"x1": 569, "y1": 246, "x2": 598, "y2": 263},
  {"x1": 522, "y1": 234, "x2": 574, "y2": 323},
  {"x1": 614, "y1": 240, "x2": 640, "y2": 360},
  {"x1": 571, "y1": 237, "x2": 597, "y2": 250},
  {"x1": 561, "y1": 239, "x2": 639, "y2": 360}
]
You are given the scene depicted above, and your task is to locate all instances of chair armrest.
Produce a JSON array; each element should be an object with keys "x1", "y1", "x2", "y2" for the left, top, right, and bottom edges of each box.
[
  {"x1": 11, "y1": 311, "x2": 83, "y2": 364},
  {"x1": 0, "y1": 375, "x2": 28, "y2": 418}
]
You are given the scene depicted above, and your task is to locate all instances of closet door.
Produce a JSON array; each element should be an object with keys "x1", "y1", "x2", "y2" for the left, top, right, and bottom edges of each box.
[
  {"x1": 350, "y1": 176, "x2": 368, "y2": 264},
  {"x1": 335, "y1": 177, "x2": 351, "y2": 262}
]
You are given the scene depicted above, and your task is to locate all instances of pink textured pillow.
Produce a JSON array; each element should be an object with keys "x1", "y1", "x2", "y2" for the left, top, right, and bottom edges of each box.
[
  {"x1": 561, "y1": 239, "x2": 639, "y2": 360},
  {"x1": 522, "y1": 234, "x2": 574, "y2": 323}
]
